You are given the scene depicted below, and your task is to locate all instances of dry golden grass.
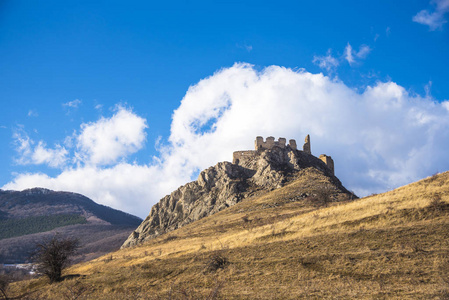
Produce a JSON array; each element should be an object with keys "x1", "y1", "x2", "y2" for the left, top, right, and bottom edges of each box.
[{"x1": 8, "y1": 169, "x2": 449, "y2": 299}]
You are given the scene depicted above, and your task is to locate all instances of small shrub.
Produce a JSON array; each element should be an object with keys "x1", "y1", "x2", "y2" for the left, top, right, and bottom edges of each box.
[
  {"x1": 429, "y1": 172, "x2": 440, "y2": 182},
  {"x1": 164, "y1": 235, "x2": 178, "y2": 242},
  {"x1": 429, "y1": 195, "x2": 446, "y2": 212},
  {"x1": 103, "y1": 255, "x2": 113, "y2": 263},
  {"x1": 205, "y1": 251, "x2": 229, "y2": 273},
  {"x1": 311, "y1": 184, "x2": 334, "y2": 208}
]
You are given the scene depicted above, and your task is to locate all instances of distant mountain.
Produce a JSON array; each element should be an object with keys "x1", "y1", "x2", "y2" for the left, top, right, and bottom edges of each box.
[{"x1": 0, "y1": 188, "x2": 142, "y2": 264}]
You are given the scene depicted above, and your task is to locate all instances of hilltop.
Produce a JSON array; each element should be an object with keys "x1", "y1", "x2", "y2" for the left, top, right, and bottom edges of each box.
[
  {"x1": 122, "y1": 135, "x2": 353, "y2": 248},
  {"x1": 0, "y1": 188, "x2": 142, "y2": 264}
]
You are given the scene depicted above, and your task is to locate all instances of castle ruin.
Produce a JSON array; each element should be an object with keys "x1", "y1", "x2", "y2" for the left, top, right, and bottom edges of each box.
[
  {"x1": 303, "y1": 134, "x2": 311, "y2": 154},
  {"x1": 319, "y1": 154, "x2": 334, "y2": 175},
  {"x1": 255, "y1": 136, "x2": 297, "y2": 150},
  {"x1": 233, "y1": 135, "x2": 334, "y2": 175}
]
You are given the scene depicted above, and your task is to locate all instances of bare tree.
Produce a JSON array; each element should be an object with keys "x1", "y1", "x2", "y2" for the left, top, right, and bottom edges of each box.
[
  {"x1": 32, "y1": 236, "x2": 79, "y2": 283},
  {"x1": 0, "y1": 275, "x2": 9, "y2": 300},
  {"x1": 312, "y1": 184, "x2": 334, "y2": 208}
]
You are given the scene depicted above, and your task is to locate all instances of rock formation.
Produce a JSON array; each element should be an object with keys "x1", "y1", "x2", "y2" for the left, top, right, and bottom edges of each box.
[{"x1": 122, "y1": 135, "x2": 351, "y2": 248}]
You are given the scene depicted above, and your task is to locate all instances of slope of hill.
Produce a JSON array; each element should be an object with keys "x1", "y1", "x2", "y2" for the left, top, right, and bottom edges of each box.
[
  {"x1": 0, "y1": 188, "x2": 142, "y2": 264},
  {"x1": 9, "y1": 170, "x2": 449, "y2": 298}
]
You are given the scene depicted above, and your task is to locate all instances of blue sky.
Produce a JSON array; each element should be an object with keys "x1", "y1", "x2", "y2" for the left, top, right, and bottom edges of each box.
[{"x1": 1, "y1": 1, "x2": 449, "y2": 217}]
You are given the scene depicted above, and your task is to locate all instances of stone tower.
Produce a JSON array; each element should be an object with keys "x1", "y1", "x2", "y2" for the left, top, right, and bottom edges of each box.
[
  {"x1": 303, "y1": 134, "x2": 311, "y2": 154},
  {"x1": 319, "y1": 154, "x2": 334, "y2": 175}
]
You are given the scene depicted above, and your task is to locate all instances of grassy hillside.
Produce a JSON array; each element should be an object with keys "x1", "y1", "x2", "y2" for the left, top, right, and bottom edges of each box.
[{"x1": 8, "y1": 170, "x2": 449, "y2": 299}]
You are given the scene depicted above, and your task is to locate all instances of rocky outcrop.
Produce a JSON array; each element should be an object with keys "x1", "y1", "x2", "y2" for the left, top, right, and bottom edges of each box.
[{"x1": 122, "y1": 145, "x2": 351, "y2": 248}]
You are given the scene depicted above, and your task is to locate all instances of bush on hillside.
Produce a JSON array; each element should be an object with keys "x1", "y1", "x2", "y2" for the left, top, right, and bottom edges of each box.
[
  {"x1": 0, "y1": 275, "x2": 9, "y2": 300},
  {"x1": 204, "y1": 251, "x2": 229, "y2": 273},
  {"x1": 32, "y1": 236, "x2": 79, "y2": 283},
  {"x1": 311, "y1": 184, "x2": 334, "y2": 208}
]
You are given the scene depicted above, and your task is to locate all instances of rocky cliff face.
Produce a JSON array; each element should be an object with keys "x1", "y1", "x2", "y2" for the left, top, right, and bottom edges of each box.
[{"x1": 122, "y1": 146, "x2": 351, "y2": 248}]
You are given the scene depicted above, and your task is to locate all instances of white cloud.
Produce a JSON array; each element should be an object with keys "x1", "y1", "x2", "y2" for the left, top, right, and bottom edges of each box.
[
  {"x1": 442, "y1": 100, "x2": 449, "y2": 111},
  {"x1": 13, "y1": 106, "x2": 148, "y2": 168},
  {"x1": 27, "y1": 110, "x2": 38, "y2": 117},
  {"x1": 413, "y1": 0, "x2": 449, "y2": 30},
  {"x1": 318, "y1": 44, "x2": 371, "y2": 70},
  {"x1": 344, "y1": 43, "x2": 355, "y2": 64},
  {"x1": 13, "y1": 130, "x2": 68, "y2": 168},
  {"x1": 313, "y1": 49, "x2": 339, "y2": 72},
  {"x1": 236, "y1": 43, "x2": 253, "y2": 52},
  {"x1": 345, "y1": 43, "x2": 371, "y2": 65},
  {"x1": 63, "y1": 99, "x2": 82, "y2": 108},
  {"x1": 75, "y1": 106, "x2": 148, "y2": 166},
  {"x1": 32, "y1": 142, "x2": 68, "y2": 168},
  {"x1": 356, "y1": 45, "x2": 371, "y2": 59},
  {"x1": 4, "y1": 63, "x2": 449, "y2": 219}
]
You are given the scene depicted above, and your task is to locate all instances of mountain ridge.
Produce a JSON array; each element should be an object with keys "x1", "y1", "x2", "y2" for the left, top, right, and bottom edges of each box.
[{"x1": 0, "y1": 188, "x2": 142, "y2": 264}]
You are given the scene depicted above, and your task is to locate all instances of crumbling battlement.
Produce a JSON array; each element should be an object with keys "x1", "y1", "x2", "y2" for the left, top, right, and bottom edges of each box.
[
  {"x1": 255, "y1": 136, "x2": 297, "y2": 151},
  {"x1": 232, "y1": 135, "x2": 335, "y2": 175}
]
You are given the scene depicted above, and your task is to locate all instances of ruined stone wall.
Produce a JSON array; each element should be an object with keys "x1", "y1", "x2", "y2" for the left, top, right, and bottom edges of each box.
[
  {"x1": 233, "y1": 150, "x2": 257, "y2": 165},
  {"x1": 319, "y1": 154, "x2": 334, "y2": 175}
]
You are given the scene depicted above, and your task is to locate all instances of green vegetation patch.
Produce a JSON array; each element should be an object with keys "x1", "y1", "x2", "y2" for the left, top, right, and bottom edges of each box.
[{"x1": 0, "y1": 214, "x2": 87, "y2": 240}]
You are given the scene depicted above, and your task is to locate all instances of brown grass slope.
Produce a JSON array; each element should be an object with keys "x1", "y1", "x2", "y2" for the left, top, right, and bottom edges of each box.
[{"x1": 8, "y1": 169, "x2": 449, "y2": 299}]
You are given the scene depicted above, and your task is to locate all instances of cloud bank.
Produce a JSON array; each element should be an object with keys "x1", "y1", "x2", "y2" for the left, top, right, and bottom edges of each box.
[{"x1": 4, "y1": 63, "x2": 449, "y2": 218}]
